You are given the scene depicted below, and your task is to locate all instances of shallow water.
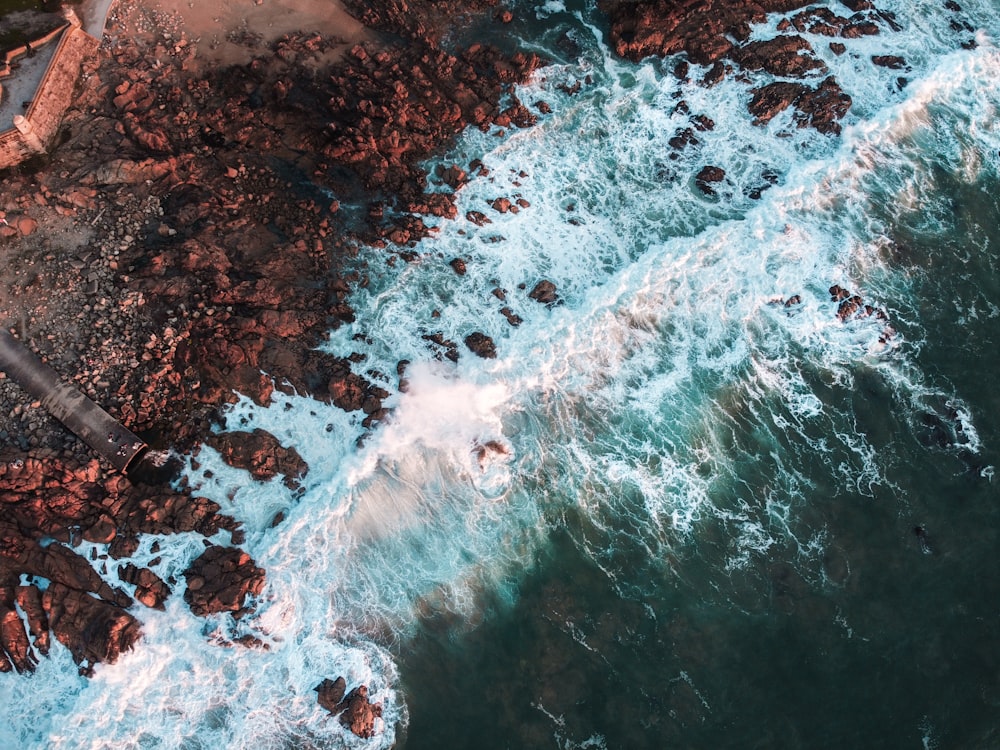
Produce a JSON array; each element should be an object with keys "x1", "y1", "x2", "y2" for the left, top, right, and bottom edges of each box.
[{"x1": 4, "y1": 0, "x2": 1000, "y2": 748}]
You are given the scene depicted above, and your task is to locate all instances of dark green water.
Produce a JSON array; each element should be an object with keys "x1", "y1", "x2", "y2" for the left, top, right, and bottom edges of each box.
[
  {"x1": 398, "y1": 185, "x2": 1000, "y2": 749},
  {"x1": 394, "y1": 5, "x2": 1000, "y2": 748}
]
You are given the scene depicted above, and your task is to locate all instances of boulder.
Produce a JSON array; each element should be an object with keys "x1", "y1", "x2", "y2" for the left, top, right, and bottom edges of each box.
[
  {"x1": 695, "y1": 165, "x2": 726, "y2": 195},
  {"x1": 528, "y1": 279, "x2": 559, "y2": 306},
  {"x1": 182, "y1": 545, "x2": 265, "y2": 617},
  {"x1": 316, "y1": 677, "x2": 383, "y2": 739},
  {"x1": 734, "y1": 35, "x2": 826, "y2": 77},
  {"x1": 464, "y1": 332, "x2": 497, "y2": 359},
  {"x1": 204, "y1": 428, "x2": 308, "y2": 489},
  {"x1": 118, "y1": 563, "x2": 170, "y2": 610}
]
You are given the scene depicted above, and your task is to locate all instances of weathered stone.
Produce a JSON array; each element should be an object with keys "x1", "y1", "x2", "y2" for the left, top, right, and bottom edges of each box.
[
  {"x1": 182, "y1": 545, "x2": 265, "y2": 617},
  {"x1": 528, "y1": 279, "x2": 559, "y2": 306},
  {"x1": 464, "y1": 331, "x2": 497, "y2": 359}
]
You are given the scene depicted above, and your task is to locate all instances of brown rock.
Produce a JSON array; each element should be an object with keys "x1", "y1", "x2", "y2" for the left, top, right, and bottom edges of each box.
[
  {"x1": 528, "y1": 279, "x2": 559, "y2": 306},
  {"x1": 316, "y1": 677, "x2": 384, "y2": 739},
  {"x1": 338, "y1": 685, "x2": 383, "y2": 739},
  {"x1": 695, "y1": 165, "x2": 726, "y2": 195},
  {"x1": 182, "y1": 545, "x2": 265, "y2": 617},
  {"x1": 16, "y1": 217, "x2": 38, "y2": 236},
  {"x1": 0, "y1": 602, "x2": 36, "y2": 673},
  {"x1": 599, "y1": 0, "x2": 814, "y2": 66},
  {"x1": 491, "y1": 197, "x2": 513, "y2": 213},
  {"x1": 315, "y1": 676, "x2": 347, "y2": 713},
  {"x1": 42, "y1": 583, "x2": 141, "y2": 670},
  {"x1": 734, "y1": 35, "x2": 826, "y2": 78},
  {"x1": 16, "y1": 585, "x2": 49, "y2": 656},
  {"x1": 464, "y1": 332, "x2": 497, "y2": 359},
  {"x1": 118, "y1": 563, "x2": 171, "y2": 610},
  {"x1": 205, "y1": 429, "x2": 308, "y2": 489},
  {"x1": 872, "y1": 55, "x2": 907, "y2": 69}
]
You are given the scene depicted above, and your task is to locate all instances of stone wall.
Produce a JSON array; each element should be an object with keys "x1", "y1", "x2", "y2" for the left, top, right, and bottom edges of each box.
[
  {"x1": 0, "y1": 15, "x2": 99, "y2": 171},
  {"x1": 0, "y1": 127, "x2": 35, "y2": 167}
]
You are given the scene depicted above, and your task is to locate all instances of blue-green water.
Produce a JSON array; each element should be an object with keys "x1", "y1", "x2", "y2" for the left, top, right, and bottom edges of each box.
[{"x1": 2, "y1": 1, "x2": 1000, "y2": 748}]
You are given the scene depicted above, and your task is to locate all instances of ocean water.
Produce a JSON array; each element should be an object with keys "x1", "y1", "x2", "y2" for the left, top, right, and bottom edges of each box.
[{"x1": 3, "y1": 0, "x2": 1000, "y2": 747}]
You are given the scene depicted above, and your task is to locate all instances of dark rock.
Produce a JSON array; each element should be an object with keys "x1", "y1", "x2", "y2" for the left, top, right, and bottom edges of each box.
[
  {"x1": 315, "y1": 676, "x2": 347, "y2": 713},
  {"x1": 464, "y1": 332, "x2": 497, "y2": 359},
  {"x1": 182, "y1": 545, "x2": 265, "y2": 617},
  {"x1": 316, "y1": 677, "x2": 383, "y2": 739},
  {"x1": 204, "y1": 429, "x2": 307, "y2": 490},
  {"x1": 599, "y1": 0, "x2": 814, "y2": 65},
  {"x1": 795, "y1": 77, "x2": 852, "y2": 135},
  {"x1": 695, "y1": 165, "x2": 725, "y2": 195},
  {"x1": 491, "y1": 197, "x2": 513, "y2": 213},
  {"x1": 338, "y1": 685, "x2": 383, "y2": 739},
  {"x1": 528, "y1": 279, "x2": 559, "y2": 306},
  {"x1": 872, "y1": 55, "x2": 907, "y2": 69},
  {"x1": 668, "y1": 127, "x2": 698, "y2": 151},
  {"x1": 748, "y1": 81, "x2": 809, "y2": 126},
  {"x1": 734, "y1": 35, "x2": 826, "y2": 78},
  {"x1": 118, "y1": 563, "x2": 170, "y2": 610},
  {"x1": 423, "y1": 333, "x2": 460, "y2": 362},
  {"x1": 43, "y1": 583, "x2": 141, "y2": 670},
  {"x1": 500, "y1": 307, "x2": 522, "y2": 326},
  {"x1": 449, "y1": 258, "x2": 467, "y2": 275},
  {"x1": 749, "y1": 77, "x2": 851, "y2": 134}
]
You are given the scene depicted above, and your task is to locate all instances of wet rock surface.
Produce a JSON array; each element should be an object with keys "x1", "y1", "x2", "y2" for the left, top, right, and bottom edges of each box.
[
  {"x1": 183, "y1": 545, "x2": 265, "y2": 617},
  {"x1": 464, "y1": 331, "x2": 497, "y2": 359},
  {"x1": 204, "y1": 428, "x2": 308, "y2": 489},
  {"x1": 316, "y1": 676, "x2": 384, "y2": 739},
  {"x1": 599, "y1": 0, "x2": 900, "y2": 135}
]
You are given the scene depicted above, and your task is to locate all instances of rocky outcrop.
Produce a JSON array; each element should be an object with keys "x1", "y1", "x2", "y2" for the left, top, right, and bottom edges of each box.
[
  {"x1": 183, "y1": 545, "x2": 265, "y2": 617},
  {"x1": 0, "y1": 0, "x2": 542, "y2": 679},
  {"x1": 322, "y1": 41, "x2": 543, "y2": 245},
  {"x1": 733, "y1": 35, "x2": 826, "y2": 77},
  {"x1": 43, "y1": 582, "x2": 141, "y2": 674},
  {"x1": 464, "y1": 332, "x2": 497, "y2": 359},
  {"x1": 316, "y1": 676, "x2": 384, "y2": 739},
  {"x1": 205, "y1": 428, "x2": 308, "y2": 489},
  {"x1": 598, "y1": 0, "x2": 814, "y2": 65},
  {"x1": 0, "y1": 452, "x2": 245, "y2": 671},
  {"x1": 695, "y1": 165, "x2": 726, "y2": 195},
  {"x1": 748, "y1": 77, "x2": 852, "y2": 134},
  {"x1": 118, "y1": 563, "x2": 171, "y2": 610},
  {"x1": 528, "y1": 279, "x2": 560, "y2": 306},
  {"x1": 599, "y1": 0, "x2": 901, "y2": 136}
]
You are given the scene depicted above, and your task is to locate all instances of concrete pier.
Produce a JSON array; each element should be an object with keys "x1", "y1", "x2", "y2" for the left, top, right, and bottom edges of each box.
[{"x1": 0, "y1": 329, "x2": 146, "y2": 472}]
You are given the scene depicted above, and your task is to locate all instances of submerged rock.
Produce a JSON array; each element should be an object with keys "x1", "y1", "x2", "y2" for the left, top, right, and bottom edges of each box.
[{"x1": 695, "y1": 165, "x2": 726, "y2": 195}]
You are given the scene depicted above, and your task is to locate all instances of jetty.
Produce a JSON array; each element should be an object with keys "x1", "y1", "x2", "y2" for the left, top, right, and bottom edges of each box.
[{"x1": 0, "y1": 328, "x2": 146, "y2": 472}]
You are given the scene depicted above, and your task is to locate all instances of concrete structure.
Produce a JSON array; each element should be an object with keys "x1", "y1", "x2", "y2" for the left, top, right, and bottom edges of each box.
[
  {"x1": 0, "y1": 329, "x2": 147, "y2": 472},
  {"x1": 0, "y1": 9, "x2": 99, "y2": 170}
]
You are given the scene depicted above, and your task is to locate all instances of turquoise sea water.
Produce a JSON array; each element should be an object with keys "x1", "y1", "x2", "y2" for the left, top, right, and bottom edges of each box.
[{"x1": 2, "y1": 1, "x2": 1000, "y2": 748}]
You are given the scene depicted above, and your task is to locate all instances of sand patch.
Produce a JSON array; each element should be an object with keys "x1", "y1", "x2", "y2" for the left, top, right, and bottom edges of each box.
[{"x1": 151, "y1": 0, "x2": 371, "y2": 67}]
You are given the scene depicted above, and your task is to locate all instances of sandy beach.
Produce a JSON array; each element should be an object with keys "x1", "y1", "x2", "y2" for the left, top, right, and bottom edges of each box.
[{"x1": 142, "y1": 0, "x2": 371, "y2": 67}]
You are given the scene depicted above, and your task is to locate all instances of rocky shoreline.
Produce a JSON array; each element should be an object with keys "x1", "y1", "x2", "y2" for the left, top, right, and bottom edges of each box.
[
  {"x1": 0, "y1": 0, "x2": 540, "y2": 689},
  {"x1": 0, "y1": 0, "x2": 958, "y2": 737}
]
